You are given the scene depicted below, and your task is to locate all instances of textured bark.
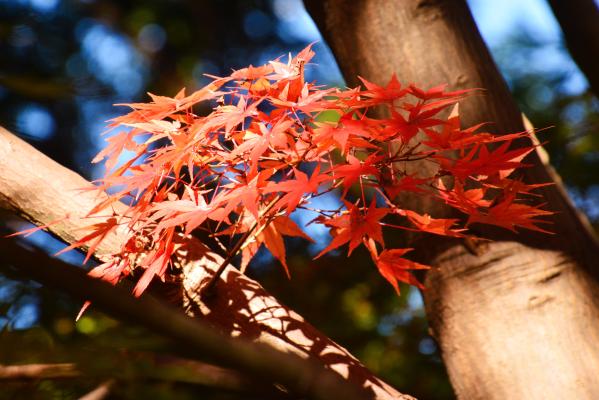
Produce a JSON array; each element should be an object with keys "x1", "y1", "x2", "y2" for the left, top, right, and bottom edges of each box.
[
  {"x1": 547, "y1": 0, "x2": 599, "y2": 97},
  {"x1": 305, "y1": 0, "x2": 599, "y2": 399},
  {"x1": 0, "y1": 126, "x2": 411, "y2": 400}
]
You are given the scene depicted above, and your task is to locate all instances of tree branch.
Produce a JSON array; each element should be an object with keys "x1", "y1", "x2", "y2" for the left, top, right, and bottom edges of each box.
[
  {"x1": 0, "y1": 363, "x2": 80, "y2": 379},
  {"x1": 1, "y1": 238, "x2": 365, "y2": 400},
  {"x1": 0, "y1": 355, "x2": 275, "y2": 394},
  {"x1": 79, "y1": 380, "x2": 114, "y2": 400},
  {"x1": 0, "y1": 126, "x2": 411, "y2": 400}
]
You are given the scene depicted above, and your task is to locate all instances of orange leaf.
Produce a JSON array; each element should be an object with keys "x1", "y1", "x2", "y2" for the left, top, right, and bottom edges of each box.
[{"x1": 375, "y1": 248, "x2": 429, "y2": 294}]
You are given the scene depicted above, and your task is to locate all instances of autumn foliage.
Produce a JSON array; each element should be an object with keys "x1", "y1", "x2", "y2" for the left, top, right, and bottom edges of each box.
[{"x1": 70, "y1": 46, "x2": 551, "y2": 299}]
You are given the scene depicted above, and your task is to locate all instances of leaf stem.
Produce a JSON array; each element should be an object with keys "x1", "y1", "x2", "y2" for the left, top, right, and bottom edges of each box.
[{"x1": 201, "y1": 196, "x2": 280, "y2": 298}]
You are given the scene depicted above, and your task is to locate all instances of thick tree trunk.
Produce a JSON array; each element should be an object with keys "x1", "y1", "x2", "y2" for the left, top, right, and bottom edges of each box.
[
  {"x1": 305, "y1": 1, "x2": 599, "y2": 399},
  {"x1": 547, "y1": 0, "x2": 599, "y2": 98}
]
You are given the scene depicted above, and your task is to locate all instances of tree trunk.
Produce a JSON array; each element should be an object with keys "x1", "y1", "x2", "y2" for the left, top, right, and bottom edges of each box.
[
  {"x1": 547, "y1": 0, "x2": 599, "y2": 98},
  {"x1": 305, "y1": 1, "x2": 599, "y2": 398}
]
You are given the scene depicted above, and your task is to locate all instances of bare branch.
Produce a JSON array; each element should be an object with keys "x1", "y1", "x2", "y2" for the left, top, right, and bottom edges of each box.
[
  {"x1": 0, "y1": 355, "x2": 274, "y2": 394},
  {"x1": 0, "y1": 363, "x2": 80, "y2": 379},
  {"x1": 79, "y1": 380, "x2": 114, "y2": 400}
]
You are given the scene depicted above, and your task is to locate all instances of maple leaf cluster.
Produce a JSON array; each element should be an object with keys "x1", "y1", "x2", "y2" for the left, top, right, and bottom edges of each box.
[{"x1": 75, "y1": 45, "x2": 551, "y2": 298}]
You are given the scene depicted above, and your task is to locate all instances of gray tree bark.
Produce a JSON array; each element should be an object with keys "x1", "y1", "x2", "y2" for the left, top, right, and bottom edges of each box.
[{"x1": 305, "y1": 1, "x2": 599, "y2": 398}]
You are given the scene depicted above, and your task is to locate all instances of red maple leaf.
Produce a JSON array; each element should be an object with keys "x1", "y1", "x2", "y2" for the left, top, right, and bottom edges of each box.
[
  {"x1": 55, "y1": 217, "x2": 120, "y2": 264},
  {"x1": 438, "y1": 141, "x2": 534, "y2": 180},
  {"x1": 421, "y1": 106, "x2": 489, "y2": 150},
  {"x1": 357, "y1": 73, "x2": 408, "y2": 105},
  {"x1": 263, "y1": 166, "x2": 328, "y2": 213},
  {"x1": 231, "y1": 63, "x2": 274, "y2": 80},
  {"x1": 313, "y1": 114, "x2": 378, "y2": 153},
  {"x1": 221, "y1": 169, "x2": 274, "y2": 219},
  {"x1": 408, "y1": 83, "x2": 470, "y2": 100},
  {"x1": 70, "y1": 45, "x2": 551, "y2": 304},
  {"x1": 396, "y1": 209, "x2": 465, "y2": 237},
  {"x1": 259, "y1": 215, "x2": 314, "y2": 277},
  {"x1": 315, "y1": 199, "x2": 389, "y2": 258},
  {"x1": 228, "y1": 119, "x2": 295, "y2": 176},
  {"x1": 467, "y1": 198, "x2": 553, "y2": 233},
  {"x1": 437, "y1": 179, "x2": 491, "y2": 215},
  {"x1": 382, "y1": 175, "x2": 429, "y2": 200},
  {"x1": 333, "y1": 154, "x2": 381, "y2": 195},
  {"x1": 374, "y1": 248, "x2": 429, "y2": 294}
]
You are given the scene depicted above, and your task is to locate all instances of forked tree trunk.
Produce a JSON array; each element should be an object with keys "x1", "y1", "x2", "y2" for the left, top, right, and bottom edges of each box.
[{"x1": 305, "y1": 1, "x2": 599, "y2": 398}]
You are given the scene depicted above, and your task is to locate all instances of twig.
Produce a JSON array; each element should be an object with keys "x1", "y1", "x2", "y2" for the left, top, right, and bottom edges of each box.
[
  {"x1": 0, "y1": 363, "x2": 79, "y2": 379},
  {"x1": 79, "y1": 380, "x2": 114, "y2": 400},
  {"x1": 0, "y1": 356, "x2": 271, "y2": 393},
  {"x1": 201, "y1": 196, "x2": 280, "y2": 296}
]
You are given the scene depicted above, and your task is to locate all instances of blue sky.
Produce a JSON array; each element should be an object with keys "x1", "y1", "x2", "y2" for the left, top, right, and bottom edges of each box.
[{"x1": 469, "y1": 0, "x2": 561, "y2": 44}]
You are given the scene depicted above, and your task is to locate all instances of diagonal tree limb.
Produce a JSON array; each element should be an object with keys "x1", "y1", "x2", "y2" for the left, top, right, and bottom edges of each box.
[
  {"x1": 0, "y1": 126, "x2": 412, "y2": 400},
  {"x1": 1, "y1": 237, "x2": 364, "y2": 400}
]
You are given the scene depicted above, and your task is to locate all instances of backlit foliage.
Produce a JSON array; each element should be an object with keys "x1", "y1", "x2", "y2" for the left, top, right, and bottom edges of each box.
[{"x1": 72, "y1": 46, "x2": 551, "y2": 299}]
